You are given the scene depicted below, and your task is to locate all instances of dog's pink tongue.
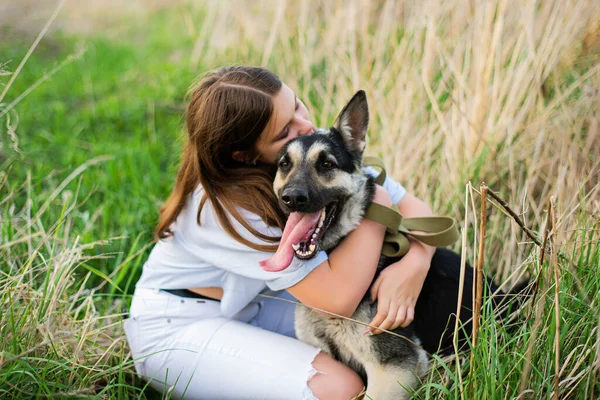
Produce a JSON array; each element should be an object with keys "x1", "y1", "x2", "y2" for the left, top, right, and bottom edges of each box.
[{"x1": 259, "y1": 211, "x2": 320, "y2": 272}]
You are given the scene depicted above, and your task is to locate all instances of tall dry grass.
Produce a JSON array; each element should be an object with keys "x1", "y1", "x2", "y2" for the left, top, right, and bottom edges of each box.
[{"x1": 183, "y1": 0, "x2": 600, "y2": 282}]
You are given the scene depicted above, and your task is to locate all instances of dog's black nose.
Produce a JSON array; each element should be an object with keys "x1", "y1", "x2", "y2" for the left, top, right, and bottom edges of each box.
[{"x1": 282, "y1": 188, "x2": 309, "y2": 210}]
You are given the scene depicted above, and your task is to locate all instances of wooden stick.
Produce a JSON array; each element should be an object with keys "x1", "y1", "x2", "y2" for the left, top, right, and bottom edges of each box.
[{"x1": 485, "y1": 187, "x2": 542, "y2": 247}]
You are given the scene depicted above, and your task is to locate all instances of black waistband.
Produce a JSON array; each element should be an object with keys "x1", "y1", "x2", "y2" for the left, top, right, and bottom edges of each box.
[{"x1": 162, "y1": 289, "x2": 221, "y2": 302}]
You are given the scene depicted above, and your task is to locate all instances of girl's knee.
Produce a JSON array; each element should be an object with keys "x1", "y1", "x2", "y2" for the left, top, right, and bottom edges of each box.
[{"x1": 308, "y1": 352, "x2": 364, "y2": 400}]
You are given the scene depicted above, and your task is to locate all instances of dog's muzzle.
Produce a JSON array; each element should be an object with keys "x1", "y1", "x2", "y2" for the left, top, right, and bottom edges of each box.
[{"x1": 281, "y1": 188, "x2": 309, "y2": 211}]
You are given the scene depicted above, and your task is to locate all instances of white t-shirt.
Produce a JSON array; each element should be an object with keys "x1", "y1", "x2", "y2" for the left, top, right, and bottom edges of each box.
[{"x1": 135, "y1": 167, "x2": 407, "y2": 317}]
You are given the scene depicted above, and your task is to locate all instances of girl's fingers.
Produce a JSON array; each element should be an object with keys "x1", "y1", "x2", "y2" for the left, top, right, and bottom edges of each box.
[
  {"x1": 369, "y1": 275, "x2": 383, "y2": 304},
  {"x1": 364, "y1": 299, "x2": 389, "y2": 335},
  {"x1": 390, "y1": 306, "x2": 407, "y2": 331},
  {"x1": 401, "y1": 306, "x2": 415, "y2": 328},
  {"x1": 372, "y1": 310, "x2": 397, "y2": 335}
]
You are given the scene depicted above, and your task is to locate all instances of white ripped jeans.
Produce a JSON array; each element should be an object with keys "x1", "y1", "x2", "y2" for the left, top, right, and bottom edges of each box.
[{"x1": 123, "y1": 288, "x2": 322, "y2": 399}]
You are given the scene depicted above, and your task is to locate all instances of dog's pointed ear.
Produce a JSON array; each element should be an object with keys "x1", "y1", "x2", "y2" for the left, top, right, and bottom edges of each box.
[{"x1": 333, "y1": 90, "x2": 369, "y2": 153}]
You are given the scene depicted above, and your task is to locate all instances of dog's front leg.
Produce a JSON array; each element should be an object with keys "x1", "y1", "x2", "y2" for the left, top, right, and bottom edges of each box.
[{"x1": 363, "y1": 362, "x2": 421, "y2": 400}]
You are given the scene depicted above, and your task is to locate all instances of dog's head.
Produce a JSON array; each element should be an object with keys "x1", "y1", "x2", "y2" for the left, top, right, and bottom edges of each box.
[{"x1": 259, "y1": 91, "x2": 376, "y2": 272}]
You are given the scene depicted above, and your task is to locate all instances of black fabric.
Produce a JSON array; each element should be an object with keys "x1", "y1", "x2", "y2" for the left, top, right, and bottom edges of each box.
[{"x1": 161, "y1": 288, "x2": 221, "y2": 302}]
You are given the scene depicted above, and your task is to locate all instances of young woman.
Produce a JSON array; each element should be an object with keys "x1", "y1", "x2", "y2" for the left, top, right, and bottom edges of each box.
[{"x1": 124, "y1": 66, "x2": 435, "y2": 400}]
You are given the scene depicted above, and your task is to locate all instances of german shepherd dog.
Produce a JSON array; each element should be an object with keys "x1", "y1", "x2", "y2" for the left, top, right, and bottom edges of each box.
[{"x1": 260, "y1": 91, "x2": 526, "y2": 399}]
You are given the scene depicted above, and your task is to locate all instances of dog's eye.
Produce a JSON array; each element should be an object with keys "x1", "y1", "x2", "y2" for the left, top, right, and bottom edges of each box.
[
  {"x1": 322, "y1": 161, "x2": 335, "y2": 169},
  {"x1": 279, "y1": 160, "x2": 290, "y2": 168}
]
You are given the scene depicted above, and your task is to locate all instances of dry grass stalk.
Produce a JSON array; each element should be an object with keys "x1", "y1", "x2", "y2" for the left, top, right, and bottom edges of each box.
[
  {"x1": 594, "y1": 319, "x2": 600, "y2": 377},
  {"x1": 470, "y1": 183, "x2": 488, "y2": 372},
  {"x1": 486, "y1": 188, "x2": 542, "y2": 248},
  {"x1": 550, "y1": 197, "x2": 561, "y2": 400},
  {"x1": 529, "y1": 200, "x2": 553, "y2": 313},
  {"x1": 518, "y1": 197, "x2": 554, "y2": 394},
  {"x1": 452, "y1": 182, "x2": 472, "y2": 400}
]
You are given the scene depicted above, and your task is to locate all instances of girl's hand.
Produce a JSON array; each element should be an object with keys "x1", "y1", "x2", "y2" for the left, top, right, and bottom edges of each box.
[{"x1": 363, "y1": 242, "x2": 434, "y2": 335}]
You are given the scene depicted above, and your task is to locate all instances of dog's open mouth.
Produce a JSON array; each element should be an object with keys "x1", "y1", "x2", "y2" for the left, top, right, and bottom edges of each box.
[
  {"x1": 258, "y1": 202, "x2": 338, "y2": 272},
  {"x1": 292, "y1": 202, "x2": 338, "y2": 260}
]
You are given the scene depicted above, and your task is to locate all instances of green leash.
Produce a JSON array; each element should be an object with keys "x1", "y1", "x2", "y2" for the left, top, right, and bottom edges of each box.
[{"x1": 363, "y1": 156, "x2": 460, "y2": 258}]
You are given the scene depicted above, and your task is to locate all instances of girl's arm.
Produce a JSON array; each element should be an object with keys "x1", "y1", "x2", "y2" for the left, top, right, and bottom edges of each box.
[
  {"x1": 287, "y1": 185, "x2": 392, "y2": 317},
  {"x1": 364, "y1": 193, "x2": 436, "y2": 334}
]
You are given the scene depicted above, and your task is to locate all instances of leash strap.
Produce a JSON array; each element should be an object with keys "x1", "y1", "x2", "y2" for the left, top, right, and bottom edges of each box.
[
  {"x1": 363, "y1": 156, "x2": 386, "y2": 186},
  {"x1": 362, "y1": 157, "x2": 460, "y2": 257}
]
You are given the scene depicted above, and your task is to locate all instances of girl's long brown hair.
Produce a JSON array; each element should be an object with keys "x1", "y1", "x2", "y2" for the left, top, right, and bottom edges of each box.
[{"x1": 155, "y1": 66, "x2": 286, "y2": 252}]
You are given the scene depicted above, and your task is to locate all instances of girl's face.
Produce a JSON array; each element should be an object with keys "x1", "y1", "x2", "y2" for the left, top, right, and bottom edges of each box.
[{"x1": 254, "y1": 84, "x2": 314, "y2": 164}]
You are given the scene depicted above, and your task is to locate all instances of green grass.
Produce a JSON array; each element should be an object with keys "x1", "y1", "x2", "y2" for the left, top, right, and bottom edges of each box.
[
  {"x1": 420, "y1": 212, "x2": 600, "y2": 398},
  {"x1": 1, "y1": 2, "x2": 600, "y2": 399},
  {"x1": 0, "y1": 19, "x2": 198, "y2": 398},
  {"x1": 1, "y1": 27, "x2": 196, "y2": 286}
]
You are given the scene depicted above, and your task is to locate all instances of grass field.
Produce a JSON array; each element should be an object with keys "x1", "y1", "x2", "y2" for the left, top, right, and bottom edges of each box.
[{"x1": 1, "y1": 0, "x2": 599, "y2": 398}]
